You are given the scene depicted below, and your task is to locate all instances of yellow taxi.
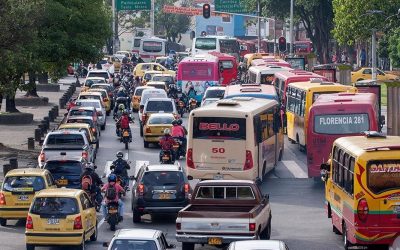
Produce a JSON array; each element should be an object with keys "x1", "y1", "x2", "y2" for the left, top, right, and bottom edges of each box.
[
  {"x1": 143, "y1": 113, "x2": 174, "y2": 148},
  {"x1": 58, "y1": 123, "x2": 99, "y2": 151},
  {"x1": 133, "y1": 62, "x2": 175, "y2": 78},
  {"x1": 25, "y1": 188, "x2": 97, "y2": 250},
  {"x1": 131, "y1": 86, "x2": 155, "y2": 111},
  {"x1": 351, "y1": 67, "x2": 400, "y2": 83},
  {"x1": 87, "y1": 88, "x2": 112, "y2": 115},
  {"x1": 0, "y1": 168, "x2": 55, "y2": 226}
]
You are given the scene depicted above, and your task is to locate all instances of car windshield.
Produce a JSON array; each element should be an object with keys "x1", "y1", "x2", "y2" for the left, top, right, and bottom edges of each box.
[
  {"x1": 69, "y1": 110, "x2": 94, "y2": 117},
  {"x1": 368, "y1": 160, "x2": 400, "y2": 194},
  {"x1": 142, "y1": 171, "x2": 184, "y2": 186},
  {"x1": 79, "y1": 95, "x2": 101, "y2": 101},
  {"x1": 67, "y1": 119, "x2": 93, "y2": 127},
  {"x1": 152, "y1": 76, "x2": 173, "y2": 84},
  {"x1": 46, "y1": 134, "x2": 85, "y2": 145},
  {"x1": 3, "y1": 176, "x2": 45, "y2": 192},
  {"x1": 87, "y1": 72, "x2": 108, "y2": 80},
  {"x1": 110, "y1": 239, "x2": 157, "y2": 250},
  {"x1": 147, "y1": 84, "x2": 165, "y2": 90},
  {"x1": 44, "y1": 161, "x2": 83, "y2": 175},
  {"x1": 75, "y1": 101, "x2": 101, "y2": 109},
  {"x1": 146, "y1": 101, "x2": 173, "y2": 112},
  {"x1": 30, "y1": 197, "x2": 79, "y2": 216},
  {"x1": 148, "y1": 116, "x2": 174, "y2": 125},
  {"x1": 205, "y1": 89, "x2": 225, "y2": 99}
]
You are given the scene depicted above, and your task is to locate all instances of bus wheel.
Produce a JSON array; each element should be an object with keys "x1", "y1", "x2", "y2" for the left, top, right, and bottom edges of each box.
[{"x1": 342, "y1": 222, "x2": 352, "y2": 249}]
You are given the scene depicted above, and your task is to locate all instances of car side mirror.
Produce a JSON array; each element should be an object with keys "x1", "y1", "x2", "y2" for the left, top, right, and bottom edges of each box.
[
  {"x1": 320, "y1": 162, "x2": 330, "y2": 182},
  {"x1": 102, "y1": 242, "x2": 109, "y2": 247}
]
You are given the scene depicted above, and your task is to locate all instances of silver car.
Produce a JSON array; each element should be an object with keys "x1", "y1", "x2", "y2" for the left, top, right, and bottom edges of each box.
[{"x1": 74, "y1": 99, "x2": 106, "y2": 130}]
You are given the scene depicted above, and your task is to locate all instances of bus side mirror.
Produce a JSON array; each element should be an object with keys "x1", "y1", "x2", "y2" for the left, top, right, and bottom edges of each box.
[{"x1": 320, "y1": 163, "x2": 330, "y2": 182}]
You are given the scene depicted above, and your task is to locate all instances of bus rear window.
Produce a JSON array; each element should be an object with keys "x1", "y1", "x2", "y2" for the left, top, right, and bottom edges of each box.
[
  {"x1": 195, "y1": 38, "x2": 216, "y2": 50},
  {"x1": 368, "y1": 160, "x2": 400, "y2": 194},
  {"x1": 314, "y1": 114, "x2": 370, "y2": 135},
  {"x1": 181, "y1": 63, "x2": 215, "y2": 81},
  {"x1": 193, "y1": 117, "x2": 246, "y2": 140},
  {"x1": 143, "y1": 41, "x2": 162, "y2": 52},
  {"x1": 261, "y1": 74, "x2": 274, "y2": 84}
]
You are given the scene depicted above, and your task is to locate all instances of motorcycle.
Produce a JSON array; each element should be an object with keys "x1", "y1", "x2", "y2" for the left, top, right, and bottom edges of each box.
[
  {"x1": 188, "y1": 98, "x2": 197, "y2": 112},
  {"x1": 160, "y1": 150, "x2": 174, "y2": 164},
  {"x1": 121, "y1": 128, "x2": 130, "y2": 149},
  {"x1": 172, "y1": 138, "x2": 185, "y2": 160},
  {"x1": 105, "y1": 201, "x2": 121, "y2": 231}
]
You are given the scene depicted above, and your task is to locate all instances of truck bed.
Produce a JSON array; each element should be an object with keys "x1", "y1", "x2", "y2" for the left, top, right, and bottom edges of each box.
[{"x1": 185, "y1": 205, "x2": 253, "y2": 213}]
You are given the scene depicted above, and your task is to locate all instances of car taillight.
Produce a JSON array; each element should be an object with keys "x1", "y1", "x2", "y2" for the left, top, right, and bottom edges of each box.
[
  {"x1": 249, "y1": 223, "x2": 256, "y2": 231},
  {"x1": 26, "y1": 215, "x2": 33, "y2": 229},
  {"x1": 137, "y1": 184, "x2": 144, "y2": 196},
  {"x1": 186, "y1": 148, "x2": 195, "y2": 169},
  {"x1": 184, "y1": 183, "x2": 190, "y2": 199},
  {"x1": 0, "y1": 192, "x2": 6, "y2": 205},
  {"x1": 243, "y1": 150, "x2": 253, "y2": 170},
  {"x1": 176, "y1": 222, "x2": 181, "y2": 230},
  {"x1": 39, "y1": 152, "x2": 45, "y2": 162},
  {"x1": 145, "y1": 127, "x2": 151, "y2": 133},
  {"x1": 82, "y1": 151, "x2": 88, "y2": 159},
  {"x1": 357, "y1": 198, "x2": 369, "y2": 222},
  {"x1": 74, "y1": 215, "x2": 83, "y2": 230}
]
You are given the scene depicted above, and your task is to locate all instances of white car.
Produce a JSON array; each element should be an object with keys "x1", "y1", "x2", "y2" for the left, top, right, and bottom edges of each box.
[
  {"x1": 104, "y1": 229, "x2": 175, "y2": 250},
  {"x1": 202, "y1": 86, "x2": 225, "y2": 102},
  {"x1": 228, "y1": 240, "x2": 289, "y2": 250},
  {"x1": 74, "y1": 99, "x2": 106, "y2": 130},
  {"x1": 86, "y1": 69, "x2": 112, "y2": 83}
]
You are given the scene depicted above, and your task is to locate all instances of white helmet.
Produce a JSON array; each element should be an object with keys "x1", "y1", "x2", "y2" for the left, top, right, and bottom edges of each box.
[{"x1": 163, "y1": 128, "x2": 171, "y2": 135}]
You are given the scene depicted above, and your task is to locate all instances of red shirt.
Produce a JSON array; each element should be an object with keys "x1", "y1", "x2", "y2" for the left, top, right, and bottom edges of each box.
[
  {"x1": 120, "y1": 116, "x2": 129, "y2": 129},
  {"x1": 159, "y1": 136, "x2": 175, "y2": 150},
  {"x1": 171, "y1": 125, "x2": 185, "y2": 137},
  {"x1": 101, "y1": 182, "x2": 124, "y2": 203}
]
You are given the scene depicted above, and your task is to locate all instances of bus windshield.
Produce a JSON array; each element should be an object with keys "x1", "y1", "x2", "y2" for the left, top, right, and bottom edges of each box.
[
  {"x1": 195, "y1": 38, "x2": 216, "y2": 50},
  {"x1": 193, "y1": 117, "x2": 246, "y2": 140},
  {"x1": 181, "y1": 63, "x2": 216, "y2": 80},
  {"x1": 219, "y1": 39, "x2": 239, "y2": 54},
  {"x1": 314, "y1": 114, "x2": 370, "y2": 135},
  {"x1": 143, "y1": 41, "x2": 162, "y2": 52},
  {"x1": 368, "y1": 160, "x2": 400, "y2": 194}
]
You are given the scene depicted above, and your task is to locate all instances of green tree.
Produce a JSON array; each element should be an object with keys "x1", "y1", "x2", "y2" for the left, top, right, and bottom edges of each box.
[{"x1": 155, "y1": 0, "x2": 190, "y2": 42}]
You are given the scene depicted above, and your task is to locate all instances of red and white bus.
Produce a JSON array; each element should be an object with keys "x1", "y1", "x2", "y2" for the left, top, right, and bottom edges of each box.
[{"x1": 307, "y1": 93, "x2": 380, "y2": 178}]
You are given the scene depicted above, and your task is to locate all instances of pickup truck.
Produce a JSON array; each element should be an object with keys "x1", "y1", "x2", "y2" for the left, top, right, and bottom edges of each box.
[
  {"x1": 176, "y1": 180, "x2": 272, "y2": 250},
  {"x1": 38, "y1": 130, "x2": 95, "y2": 168}
]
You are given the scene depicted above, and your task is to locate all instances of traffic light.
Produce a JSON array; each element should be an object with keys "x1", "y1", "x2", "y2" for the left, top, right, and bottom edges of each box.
[
  {"x1": 203, "y1": 4, "x2": 211, "y2": 19},
  {"x1": 278, "y1": 37, "x2": 287, "y2": 52}
]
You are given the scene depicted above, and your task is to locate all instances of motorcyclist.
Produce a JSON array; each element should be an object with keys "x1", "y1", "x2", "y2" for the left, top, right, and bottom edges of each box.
[
  {"x1": 79, "y1": 163, "x2": 103, "y2": 205},
  {"x1": 111, "y1": 151, "x2": 131, "y2": 189},
  {"x1": 117, "y1": 110, "x2": 132, "y2": 142},
  {"x1": 137, "y1": 56, "x2": 144, "y2": 63},
  {"x1": 116, "y1": 87, "x2": 130, "y2": 110},
  {"x1": 165, "y1": 55, "x2": 175, "y2": 70},
  {"x1": 159, "y1": 128, "x2": 176, "y2": 163},
  {"x1": 113, "y1": 103, "x2": 125, "y2": 120},
  {"x1": 171, "y1": 119, "x2": 187, "y2": 154},
  {"x1": 101, "y1": 174, "x2": 125, "y2": 221},
  {"x1": 119, "y1": 57, "x2": 132, "y2": 74},
  {"x1": 168, "y1": 84, "x2": 178, "y2": 99},
  {"x1": 187, "y1": 85, "x2": 197, "y2": 100}
]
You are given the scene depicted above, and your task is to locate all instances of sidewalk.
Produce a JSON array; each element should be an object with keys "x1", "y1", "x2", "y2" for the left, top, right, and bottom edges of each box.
[{"x1": 0, "y1": 75, "x2": 81, "y2": 177}]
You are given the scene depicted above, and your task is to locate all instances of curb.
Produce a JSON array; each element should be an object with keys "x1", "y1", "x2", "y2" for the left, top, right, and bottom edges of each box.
[
  {"x1": 0, "y1": 112, "x2": 34, "y2": 124},
  {"x1": 36, "y1": 84, "x2": 60, "y2": 92},
  {"x1": 15, "y1": 96, "x2": 49, "y2": 106}
]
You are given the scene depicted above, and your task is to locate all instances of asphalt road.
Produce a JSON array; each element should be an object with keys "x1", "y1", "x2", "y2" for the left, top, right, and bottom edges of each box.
[{"x1": 0, "y1": 113, "x2": 367, "y2": 250}]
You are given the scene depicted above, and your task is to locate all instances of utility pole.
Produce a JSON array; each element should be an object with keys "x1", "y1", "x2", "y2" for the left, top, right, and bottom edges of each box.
[
  {"x1": 151, "y1": 0, "x2": 155, "y2": 36},
  {"x1": 273, "y1": 18, "x2": 277, "y2": 55},
  {"x1": 257, "y1": 0, "x2": 261, "y2": 53},
  {"x1": 289, "y1": 0, "x2": 294, "y2": 56},
  {"x1": 112, "y1": 0, "x2": 116, "y2": 53},
  {"x1": 371, "y1": 28, "x2": 377, "y2": 80}
]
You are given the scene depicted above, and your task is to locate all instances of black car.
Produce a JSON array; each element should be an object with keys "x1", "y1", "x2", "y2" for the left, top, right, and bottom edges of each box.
[
  {"x1": 43, "y1": 156, "x2": 87, "y2": 189},
  {"x1": 131, "y1": 164, "x2": 191, "y2": 223}
]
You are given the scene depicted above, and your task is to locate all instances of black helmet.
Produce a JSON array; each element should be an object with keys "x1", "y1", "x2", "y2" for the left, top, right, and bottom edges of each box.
[
  {"x1": 116, "y1": 151, "x2": 124, "y2": 158},
  {"x1": 122, "y1": 57, "x2": 128, "y2": 64},
  {"x1": 177, "y1": 119, "x2": 183, "y2": 125},
  {"x1": 172, "y1": 120, "x2": 179, "y2": 126}
]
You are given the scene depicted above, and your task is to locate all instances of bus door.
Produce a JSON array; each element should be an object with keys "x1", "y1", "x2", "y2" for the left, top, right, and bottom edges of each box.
[
  {"x1": 255, "y1": 111, "x2": 276, "y2": 175},
  {"x1": 192, "y1": 117, "x2": 247, "y2": 176}
]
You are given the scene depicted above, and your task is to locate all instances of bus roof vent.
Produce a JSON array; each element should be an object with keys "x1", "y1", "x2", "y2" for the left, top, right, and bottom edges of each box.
[
  {"x1": 217, "y1": 99, "x2": 239, "y2": 106},
  {"x1": 320, "y1": 81, "x2": 335, "y2": 85},
  {"x1": 240, "y1": 87, "x2": 262, "y2": 92},
  {"x1": 363, "y1": 131, "x2": 386, "y2": 138}
]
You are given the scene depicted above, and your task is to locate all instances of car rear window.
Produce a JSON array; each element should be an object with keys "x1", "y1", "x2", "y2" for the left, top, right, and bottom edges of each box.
[
  {"x1": 196, "y1": 186, "x2": 255, "y2": 199},
  {"x1": 204, "y1": 89, "x2": 225, "y2": 99},
  {"x1": 193, "y1": 117, "x2": 246, "y2": 140},
  {"x1": 46, "y1": 134, "x2": 85, "y2": 145},
  {"x1": 134, "y1": 88, "x2": 147, "y2": 96},
  {"x1": 147, "y1": 84, "x2": 166, "y2": 90},
  {"x1": 142, "y1": 171, "x2": 184, "y2": 186},
  {"x1": 152, "y1": 76, "x2": 173, "y2": 84},
  {"x1": 110, "y1": 239, "x2": 157, "y2": 250},
  {"x1": 69, "y1": 110, "x2": 94, "y2": 117},
  {"x1": 75, "y1": 101, "x2": 100, "y2": 109},
  {"x1": 67, "y1": 119, "x2": 93, "y2": 127},
  {"x1": 79, "y1": 94, "x2": 101, "y2": 101},
  {"x1": 146, "y1": 101, "x2": 173, "y2": 112},
  {"x1": 367, "y1": 160, "x2": 400, "y2": 194},
  {"x1": 44, "y1": 161, "x2": 83, "y2": 176},
  {"x1": 30, "y1": 197, "x2": 79, "y2": 215},
  {"x1": 148, "y1": 116, "x2": 174, "y2": 125},
  {"x1": 3, "y1": 176, "x2": 45, "y2": 192},
  {"x1": 87, "y1": 72, "x2": 109, "y2": 80}
]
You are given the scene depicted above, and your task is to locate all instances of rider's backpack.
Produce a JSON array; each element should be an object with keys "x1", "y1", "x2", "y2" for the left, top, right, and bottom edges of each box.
[
  {"x1": 105, "y1": 184, "x2": 117, "y2": 200},
  {"x1": 81, "y1": 175, "x2": 93, "y2": 191}
]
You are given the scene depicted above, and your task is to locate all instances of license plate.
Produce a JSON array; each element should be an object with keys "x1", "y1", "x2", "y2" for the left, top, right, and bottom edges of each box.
[
  {"x1": 57, "y1": 179, "x2": 68, "y2": 185},
  {"x1": 109, "y1": 209, "x2": 118, "y2": 214},
  {"x1": 208, "y1": 237, "x2": 222, "y2": 245},
  {"x1": 159, "y1": 193, "x2": 170, "y2": 200},
  {"x1": 47, "y1": 218, "x2": 59, "y2": 225},
  {"x1": 18, "y1": 195, "x2": 29, "y2": 201},
  {"x1": 213, "y1": 174, "x2": 223, "y2": 180},
  {"x1": 394, "y1": 206, "x2": 400, "y2": 214},
  {"x1": 162, "y1": 156, "x2": 170, "y2": 160}
]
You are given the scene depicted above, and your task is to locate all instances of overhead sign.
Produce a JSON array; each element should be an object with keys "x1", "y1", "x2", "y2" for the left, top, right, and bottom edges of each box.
[
  {"x1": 162, "y1": 5, "x2": 230, "y2": 18},
  {"x1": 214, "y1": 0, "x2": 247, "y2": 13},
  {"x1": 116, "y1": 0, "x2": 150, "y2": 11}
]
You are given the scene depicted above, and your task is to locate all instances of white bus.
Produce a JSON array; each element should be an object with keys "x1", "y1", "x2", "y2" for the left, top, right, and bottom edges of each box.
[
  {"x1": 247, "y1": 65, "x2": 292, "y2": 85},
  {"x1": 139, "y1": 37, "x2": 167, "y2": 62},
  {"x1": 131, "y1": 37, "x2": 142, "y2": 55},
  {"x1": 191, "y1": 36, "x2": 240, "y2": 61},
  {"x1": 186, "y1": 97, "x2": 284, "y2": 181}
]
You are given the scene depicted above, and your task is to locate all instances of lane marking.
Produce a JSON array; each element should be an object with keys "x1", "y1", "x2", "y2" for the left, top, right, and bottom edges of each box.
[
  {"x1": 281, "y1": 160, "x2": 308, "y2": 178},
  {"x1": 98, "y1": 218, "x2": 105, "y2": 228},
  {"x1": 124, "y1": 152, "x2": 128, "y2": 160}
]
